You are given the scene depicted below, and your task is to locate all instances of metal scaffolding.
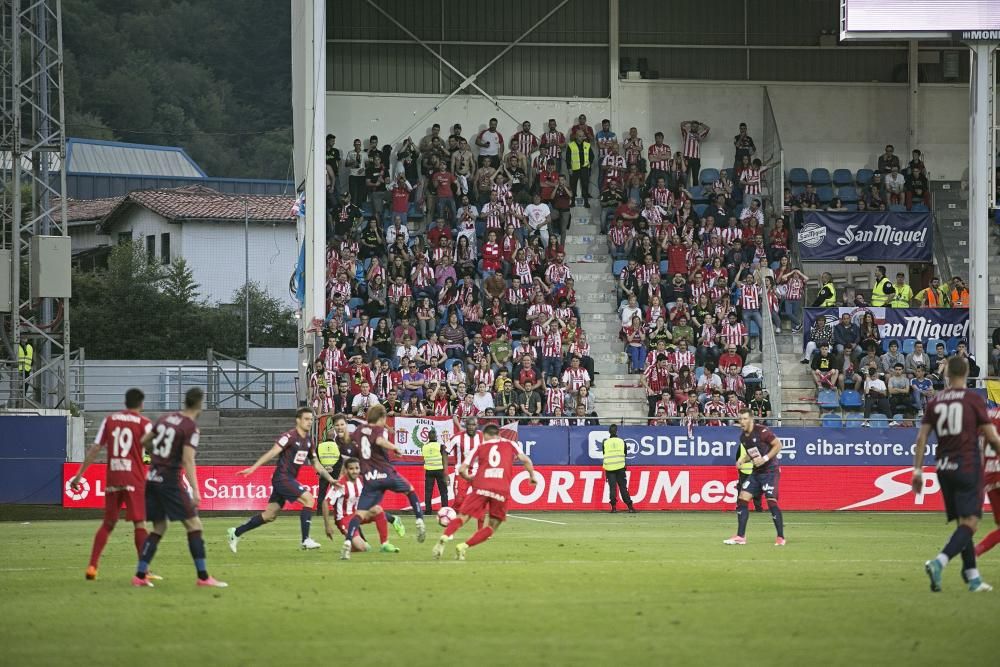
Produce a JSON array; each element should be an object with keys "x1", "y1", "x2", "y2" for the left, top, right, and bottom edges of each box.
[{"x1": 0, "y1": 0, "x2": 70, "y2": 409}]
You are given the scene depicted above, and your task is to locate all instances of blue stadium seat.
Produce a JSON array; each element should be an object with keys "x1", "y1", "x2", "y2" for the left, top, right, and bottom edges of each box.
[
  {"x1": 911, "y1": 204, "x2": 929, "y2": 212},
  {"x1": 660, "y1": 260, "x2": 669, "y2": 275},
  {"x1": 888, "y1": 203, "x2": 906, "y2": 212},
  {"x1": 832, "y1": 169, "x2": 854, "y2": 187},
  {"x1": 844, "y1": 412, "x2": 865, "y2": 428},
  {"x1": 840, "y1": 389, "x2": 863, "y2": 409},
  {"x1": 926, "y1": 338, "x2": 944, "y2": 355},
  {"x1": 370, "y1": 317, "x2": 380, "y2": 330},
  {"x1": 348, "y1": 297, "x2": 364, "y2": 310},
  {"x1": 699, "y1": 168, "x2": 719, "y2": 186},
  {"x1": 791, "y1": 185, "x2": 805, "y2": 196},
  {"x1": 869, "y1": 414, "x2": 889, "y2": 428},
  {"x1": 688, "y1": 185, "x2": 704, "y2": 199},
  {"x1": 892, "y1": 414, "x2": 906, "y2": 424},
  {"x1": 842, "y1": 203, "x2": 858, "y2": 211},
  {"x1": 838, "y1": 186, "x2": 859, "y2": 203},
  {"x1": 856, "y1": 169, "x2": 874, "y2": 186},
  {"x1": 417, "y1": 339, "x2": 428, "y2": 348},
  {"x1": 816, "y1": 186, "x2": 834, "y2": 204},
  {"x1": 695, "y1": 366, "x2": 705, "y2": 382},
  {"x1": 811, "y1": 168, "x2": 832, "y2": 186},
  {"x1": 902, "y1": 339, "x2": 916, "y2": 355},
  {"x1": 361, "y1": 203, "x2": 374, "y2": 219},
  {"x1": 694, "y1": 203, "x2": 708, "y2": 217},
  {"x1": 721, "y1": 168, "x2": 735, "y2": 182},
  {"x1": 347, "y1": 318, "x2": 361, "y2": 330},
  {"x1": 407, "y1": 203, "x2": 424, "y2": 220},
  {"x1": 445, "y1": 358, "x2": 462, "y2": 373},
  {"x1": 613, "y1": 259, "x2": 627, "y2": 276},
  {"x1": 817, "y1": 389, "x2": 840, "y2": 410},
  {"x1": 822, "y1": 413, "x2": 844, "y2": 428},
  {"x1": 788, "y1": 168, "x2": 809, "y2": 186}
]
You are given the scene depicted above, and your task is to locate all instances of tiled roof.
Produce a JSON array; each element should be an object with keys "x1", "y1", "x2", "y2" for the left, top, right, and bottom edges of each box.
[
  {"x1": 59, "y1": 196, "x2": 123, "y2": 223},
  {"x1": 103, "y1": 185, "x2": 296, "y2": 225}
]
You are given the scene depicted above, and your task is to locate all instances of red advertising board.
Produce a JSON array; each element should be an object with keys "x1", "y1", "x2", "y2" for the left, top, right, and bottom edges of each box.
[{"x1": 63, "y1": 464, "x2": 989, "y2": 512}]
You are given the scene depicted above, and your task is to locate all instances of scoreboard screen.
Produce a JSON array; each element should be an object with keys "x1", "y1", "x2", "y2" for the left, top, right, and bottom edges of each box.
[{"x1": 840, "y1": 0, "x2": 1000, "y2": 40}]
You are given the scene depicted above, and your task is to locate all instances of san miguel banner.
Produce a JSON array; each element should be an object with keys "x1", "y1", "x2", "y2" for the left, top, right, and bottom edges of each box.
[
  {"x1": 796, "y1": 211, "x2": 932, "y2": 261},
  {"x1": 802, "y1": 307, "x2": 968, "y2": 351},
  {"x1": 62, "y1": 463, "x2": 985, "y2": 512}
]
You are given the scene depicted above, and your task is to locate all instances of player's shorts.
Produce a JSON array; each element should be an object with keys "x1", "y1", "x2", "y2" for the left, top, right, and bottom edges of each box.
[
  {"x1": 459, "y1": 490, "x2": 507, "y2": 522},
  {"x1": 104, "y1": 487, "x2": 145, "y2": 522},
  {"x1": 937, "y1": 467, "x2": 983, "y2": 522},
  {"x1": 357, "y1": 472, "x2": 414, "y2": 511},
  {"x1": 145, "y1": 480, "x2": 197, "y2": 522},
  {"x1": 741, "y1": 470, "x2": 779, "y2": 501},
  {"x1": 988, "y1": 488, "x2": 1000, "y2": 525},
  {"x1": 268, "y1": 476, "x2": 309, "y2": 507}
]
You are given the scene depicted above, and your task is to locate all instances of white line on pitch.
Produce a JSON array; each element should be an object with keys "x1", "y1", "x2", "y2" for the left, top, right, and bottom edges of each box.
[{"x1": 506, "y1": 514, "x2": 568, "y2": 525}]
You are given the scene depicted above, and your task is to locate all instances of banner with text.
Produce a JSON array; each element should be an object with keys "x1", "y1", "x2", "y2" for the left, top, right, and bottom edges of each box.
[
  {"x1": 802, "y1": 307, "x2": 968, "y2": 352},
  {"x1": 797, "y1": 211, "x2": 932, "y2": 261},
  {"x1": 62, "y1": 464, "x2": 979, "y2": 512}
]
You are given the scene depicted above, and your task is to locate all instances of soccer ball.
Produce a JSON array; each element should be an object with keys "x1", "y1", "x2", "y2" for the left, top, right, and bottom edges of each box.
[{"x1": 437, "y1": 506, "x2": 457, "y2": 527}]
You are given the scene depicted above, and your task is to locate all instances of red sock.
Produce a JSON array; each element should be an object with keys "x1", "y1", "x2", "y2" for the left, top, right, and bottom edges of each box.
[
  {"x1": 373, "y1": 513, "x2": 389, "y2": 543},
  {"x1": 89, "y1": 523, "x2": 113, "y2": 568},
  {"x1": 133, "y1": 526, "x2": 148, "y2": 557},
  {"x1": 443, "y1": 517, "x2": 465, "y2": 537},
  {"x1": 465, "y1": 526, "x2": 494, "y2": 548},
  {"x1": 975, "y1": 528, "x2": 1000, "y2": 557}
]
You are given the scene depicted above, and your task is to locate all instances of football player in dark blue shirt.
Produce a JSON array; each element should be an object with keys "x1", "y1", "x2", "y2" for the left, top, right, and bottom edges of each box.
[
  {"x1": 228, "y1": 407, "x2": 338, "y2": 552},
  {"x1": 724, "y1": 409, "x2": 784, "y2": 546}
]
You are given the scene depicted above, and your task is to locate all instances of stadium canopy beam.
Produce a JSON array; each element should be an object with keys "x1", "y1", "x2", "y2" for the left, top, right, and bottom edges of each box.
[
  {"x1": 608, "y1": 0, "x2": 620, "y2": 130},
  {"x1": 967, "y1": 40, "x2": 997, "y2": 371},
  {"x1": 365, "y1": 0, "x2": 570, "y2": 146}
]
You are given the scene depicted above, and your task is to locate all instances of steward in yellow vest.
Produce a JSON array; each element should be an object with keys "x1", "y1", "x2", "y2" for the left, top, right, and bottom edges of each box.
[
  {"x1": 602, "y1": 424, "x2": 635, "y2": 513},
  {"x1": 421, "y1": 428, "x2": 449, "y2": 515}
]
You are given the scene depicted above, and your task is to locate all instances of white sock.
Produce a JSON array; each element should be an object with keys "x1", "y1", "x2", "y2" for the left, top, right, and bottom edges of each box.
[
  {"x1": 965, "y1": 568, "x2": 981, "y2": 581},
  {"x1": 935, "y1": 553, "x2": 949, "y2": 567}
]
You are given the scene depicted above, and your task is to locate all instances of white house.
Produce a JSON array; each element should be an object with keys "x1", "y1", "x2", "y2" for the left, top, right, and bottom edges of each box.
[{"x1": 66, "y1": 185, "x2": 299, "y2": 306}]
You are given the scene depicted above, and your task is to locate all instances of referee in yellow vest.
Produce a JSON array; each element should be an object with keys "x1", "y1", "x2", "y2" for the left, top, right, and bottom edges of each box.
[
  {"x1": 602, "y1": 425, "x2": 636, "y2": 513},
  {"x1": 736, "y1": 442, "x2": 764, "y2": 512},
  {"x1": 421, "y1": 428, "x2": 449, "y2": 514}
]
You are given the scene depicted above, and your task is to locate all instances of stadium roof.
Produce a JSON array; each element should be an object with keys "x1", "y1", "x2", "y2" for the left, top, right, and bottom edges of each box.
[
  {"x1": 66, "y1": 138, "x2": 206, "y2": 178},
  {"x1": 99, "y1": 185, "x2": 295, "y2": 230}
]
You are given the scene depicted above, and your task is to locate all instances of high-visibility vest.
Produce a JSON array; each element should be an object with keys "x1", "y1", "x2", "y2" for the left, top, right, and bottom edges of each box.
[
  {"x1": 602, "y1": 437, "x2": 626, "y2": 471},
  {"x1": 871, "y1": 278, "x2": 892, "y2": 307},
  {"x1": 567, "y1": 141, "x2": 591, "y2": 170},
  {"x1": 920, "y1": 287, "x2": 946, "y2": 308},
  {"x1": 737, "y1": 444, "x2": 754, "y2": 475},
  {"x1": 317, "y1": 441, "x2": 340, "y2": 467},
  {"x1": 422, "y1": 442, "x2": 444, "y2": 471},
  {"x1": 890, "y1": 284, "x2": 913, "y2": 308},
  {"x1": 951, "y1": 288, "x2": 969, "y2": 308},
  {"x1": 17, "y1": 343, "x2": 32, "y2": 372},
  {"x1": 820, "y1": 282, "x2": 837, "y2": 307}
]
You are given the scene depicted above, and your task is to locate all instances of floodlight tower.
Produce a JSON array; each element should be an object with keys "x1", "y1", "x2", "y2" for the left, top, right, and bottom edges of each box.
[{"x1": 0, "y1": 0, "x2": 71, "y2": 409}]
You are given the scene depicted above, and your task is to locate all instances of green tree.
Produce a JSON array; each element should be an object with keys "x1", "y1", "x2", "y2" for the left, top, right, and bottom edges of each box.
[
  {"x1": 162, "y1": 258, "x2": 200, "y2": 305},
  {"x1": 231, "y1": 282, "x2": 298, "y2": 351}
]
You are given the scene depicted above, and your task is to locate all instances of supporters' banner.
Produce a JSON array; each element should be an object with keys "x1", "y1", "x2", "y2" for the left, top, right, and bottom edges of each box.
[
  {"x1": 802, "y1": 307, "x2": 968, "y2": 351},
  {"x1": 62, "y1": 463, "x2": 982, "y2": 512},
  {"x1": 987, "y1": 380, "x2": 1000, "y2": 409},
  {"x1": 389, "y1": 416, "x2": 456, "y2": 461},
  {"x1": 567, "y1": 425, "x2": 936, "y2": 466},
  {"x1": 797, "y1": 211, "x2": 932, "y2": 261}
]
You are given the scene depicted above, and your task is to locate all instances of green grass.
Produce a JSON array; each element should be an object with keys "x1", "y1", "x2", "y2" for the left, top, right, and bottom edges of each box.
[{"x1": 0, "y1": 511, "x2": 996, "y2": 666}]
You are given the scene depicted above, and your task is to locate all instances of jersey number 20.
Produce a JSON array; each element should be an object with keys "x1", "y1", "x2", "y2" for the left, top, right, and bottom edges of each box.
[{"x1": 934, "y1": 403, "x2": 963, "y2": 436}]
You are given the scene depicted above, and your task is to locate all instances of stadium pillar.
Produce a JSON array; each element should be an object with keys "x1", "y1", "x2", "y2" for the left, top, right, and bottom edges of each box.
[
  {"x1": 907, "y1": 40, "x2": 918, "y2": 153},
  {"x1": 608, "y1": 0, "x2": 619, "y2": 129},
  {"x1": 967, "y1": 41, "x2": 997, "y2": 373}
]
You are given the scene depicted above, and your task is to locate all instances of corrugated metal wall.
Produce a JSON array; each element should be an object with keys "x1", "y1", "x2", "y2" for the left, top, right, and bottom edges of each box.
[
  {"x1": 327, "y1": 0, "x2": 608, "y2": 97},
  {"x1": 327, "y1": 0, "x2": 969, "y2": 91}
]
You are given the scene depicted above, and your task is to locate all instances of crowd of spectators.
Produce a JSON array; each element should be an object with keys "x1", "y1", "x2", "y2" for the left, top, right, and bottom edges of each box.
[{"x1": 313, "y1": 117, "x2": 625, "y2": 425}]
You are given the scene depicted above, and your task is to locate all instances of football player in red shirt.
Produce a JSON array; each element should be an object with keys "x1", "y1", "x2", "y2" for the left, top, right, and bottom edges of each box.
[
  {"x1": 70, "y1": 388, "x2": 153, "y2": 581},
  {"x1": 974, "y1": 406, "x2": 1000, "y2": 558},
  {"x1": 432, "y1": 424, "x2": 537, "y2": 560}
]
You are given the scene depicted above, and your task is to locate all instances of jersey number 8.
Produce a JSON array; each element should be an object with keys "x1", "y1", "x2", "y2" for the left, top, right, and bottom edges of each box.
[
  {"x1": 361, "y1": 435, "x2": 372, "y2": 460},
  {"x1": 151, "y1": 424, "x2": 176, "y2": 458}
]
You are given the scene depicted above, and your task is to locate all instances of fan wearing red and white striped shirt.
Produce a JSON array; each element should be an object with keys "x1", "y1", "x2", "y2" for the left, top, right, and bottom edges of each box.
[
  {"x1": 679, "y1": 120, "x2": 710, "y2": 184},
  {"x1": 544, "y1": 380, "x2": 566, "y2": 416},
  {"x1": 723, "y1": 365, "x2": 746, "y2": 400},
  {"x1": 511, "y1": 121, "x2": 539, "y2": 161},
  {"x1": 539, "y1": 119, "x2": 566, "y2": 168},
  {"x1": 561, "y1": 356, "x2": 591, "y2": 393},
  {"x1": 738, "y1": 273, "x2": 763, "y2": 349},
  {"x1": 673, "y1": 343, "x2": 696, "y2": 371},
  {"x1": 739, "y1": 159, "x2": 769, "y2": 206},
  {"x1": 544, "y1": 255, "x2": 572, "y2": 289},
  {"x1": 647, "y1": 133, "x2": 671, "y2": 183},
  {"x1": 642, "y1": 355, "x2": 671, "y2": 417},
  {"x1": 721, "y1": 313, "x2": 748, "y2": 352}
]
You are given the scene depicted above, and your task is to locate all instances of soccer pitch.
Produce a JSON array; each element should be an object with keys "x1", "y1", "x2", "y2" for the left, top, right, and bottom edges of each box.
[{"x1": 0, "y1": 511, "x2": 995, "y2": 666}]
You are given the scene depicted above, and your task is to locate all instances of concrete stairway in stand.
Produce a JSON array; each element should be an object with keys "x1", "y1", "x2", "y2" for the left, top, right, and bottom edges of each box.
[
  {"x1": 774, "y1": 331, "x2": 821, "y2": 426},
  {"x1": 564, "y1": 204, "x2": 647, "y2": 422}
]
